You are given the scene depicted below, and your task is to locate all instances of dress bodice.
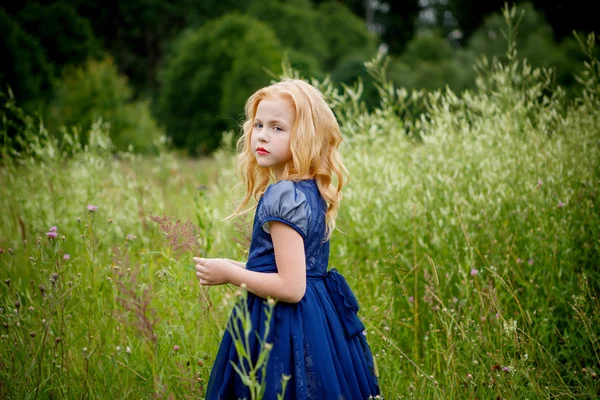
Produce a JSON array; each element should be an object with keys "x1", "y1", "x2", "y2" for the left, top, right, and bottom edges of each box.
[{"x1": 246, "y1": 179, "x2": 330, "y2": 277}]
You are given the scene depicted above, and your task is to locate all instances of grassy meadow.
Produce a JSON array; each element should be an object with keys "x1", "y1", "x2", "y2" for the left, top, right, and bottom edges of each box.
[{"x1": 1, "y1": 28, "x2": 599, "y2": 400}]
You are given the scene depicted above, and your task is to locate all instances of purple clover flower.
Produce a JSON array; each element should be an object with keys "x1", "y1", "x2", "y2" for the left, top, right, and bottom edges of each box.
[
  {"x1": 557, "y1": 201, "x2": 565, "y2": 208},
  {"x1": 408, "y1": 296, "x2": 414, "y2": 303},
  {"x1": 502, "y1": 366, "x2": 509, "y2": 373},
  {"x1": 528, "y1": 259, "x2": 534, "y2": 266},
  {"x1": 49, "y1": 226, "x2": 58, "y2": 232},
  {"x1": 46, "y1": 231, "x2": 58, "y2": 239},
  {"x1": 63, "y1": 254, "x2": 70, "y2": 260},
  {"x1": 470, "y1": 268, "x2": 479, "y2": 276},
  {"x1": 87, "y1": 205, "x2": 98, "y2": 212}
]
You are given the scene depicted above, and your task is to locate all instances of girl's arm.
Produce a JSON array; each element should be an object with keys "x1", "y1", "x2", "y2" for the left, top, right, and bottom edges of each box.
[
  {"x1": 193, "y1": 221, "x2": 306, "y2": 303},
  {"x1": 227, "y1": 260, "x2": 246, "y2": 268}
]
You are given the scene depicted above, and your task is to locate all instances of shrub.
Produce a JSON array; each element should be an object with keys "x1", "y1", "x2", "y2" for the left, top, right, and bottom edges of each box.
[
  {"x1": 47, "y1": 57, "x2": 163, "y2": 154},
  {"x1": 157, "y1": 13, "x2": 283, "y2": 155}
]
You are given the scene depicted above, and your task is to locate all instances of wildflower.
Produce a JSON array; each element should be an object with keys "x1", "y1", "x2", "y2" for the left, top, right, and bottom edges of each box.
[
  {"x1": 557, "y1": 201, "x2": 565, "y2": 208},
  {"x1": 173, "y1": 345, "x2": 180, "y2": 352},
  {"x1": 264, "y1": 342, "x2": 273, "y2": 350},
  {"x1": 77, "y1": 217, "x2": 81, "y2": 223},
  {"x1": 537, "y1": 179, "x2": 543, "y2": 187},
  {"x1": 467, "y1": 373, "x2": 473, "y2": 380},
  {"x1": 49, "y1": 226, "x2": 58, "y2": 232},
  {"x1": 470, "y1": 268, "x2": 479, "y2": 276},
  {"x1": 502, "y1": 366, "x2": 509, "y2": 373},
  {"x1": 528, "y1": 259, "x2": 534, "y2": 265},
  {"x1": 126, "y1": 346, "x2": 132, "y2": 354},
  {"x1": 267, "y1": 298, "x2": 276, "y2": 306},
  {"x1": 30, "y1": 331, "x2": 37, "y2": 338},
  {"x1": 408, "y1": 296, "x2": 414, "y2": 303},
  {"x1": 116, "y1": 346, "x2": 121, "y2": 352},
  {"x1": 126, "y1": 234, "x2": 137, "y2": 241},
  {"x1": 87, "y1": 205, "x2": 98, "y2": 213},
  {"x1": 63, "y1": 254, "x2": 70, "y2": 260},
  {"x1": 516, "y1": 258, "x2": 523, "y2": 264},
  {"x1": 46, "y1": 231, "x2": 58, "y2": 239},
  {"x1": 149, "y1": 214, "x2": 200, "y2": 255},
  {"x1": 108, "y1": 218, "x2": 113, "y2": 224},
  {"x1": 61, "y1": 235, "x2": 66, "y2": 240}
]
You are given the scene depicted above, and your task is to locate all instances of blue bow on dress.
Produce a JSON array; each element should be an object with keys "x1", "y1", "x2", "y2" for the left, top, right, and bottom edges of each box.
[{"x1": 322, "y1": 268, "x2": 365, "y2": 338}]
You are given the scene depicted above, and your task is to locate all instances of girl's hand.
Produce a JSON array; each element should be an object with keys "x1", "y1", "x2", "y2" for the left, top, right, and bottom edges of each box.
[{"x1": 193, "y1": 257, "x2": 233, "y2": 286}]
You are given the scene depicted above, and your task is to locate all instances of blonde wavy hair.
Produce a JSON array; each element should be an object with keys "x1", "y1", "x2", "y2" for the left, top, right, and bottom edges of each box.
[{"x1": 228, "y1": 78, "x2": 349, "y2": 238}]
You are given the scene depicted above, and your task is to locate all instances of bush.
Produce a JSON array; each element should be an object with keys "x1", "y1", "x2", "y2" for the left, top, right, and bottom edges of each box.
[
  {"x1": 388, "y1": 31, "x2": 475, "y2": 93},
  {"x1": 47, "y1": 57, "x2": 163, "y2": 154},
  {"x1": 157, "y1": 13, "x2": 282, "y2": 155},
  {"x1": 315, "y1": 1, "x2": 377, "y2": 70}
]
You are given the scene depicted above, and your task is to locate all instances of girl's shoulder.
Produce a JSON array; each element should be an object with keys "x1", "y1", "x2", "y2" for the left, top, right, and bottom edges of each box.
[
  {"x1": 259, "y1": 179, "x2": 315, "y2": 238},
  {"x1": 263, "y1": 179, "x2": 316, "y2": 201}
]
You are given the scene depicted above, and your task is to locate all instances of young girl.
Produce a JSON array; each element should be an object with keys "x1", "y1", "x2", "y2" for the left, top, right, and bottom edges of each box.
[{"x1": 193, "y1": 79, "x2": 380, "y2": 399}]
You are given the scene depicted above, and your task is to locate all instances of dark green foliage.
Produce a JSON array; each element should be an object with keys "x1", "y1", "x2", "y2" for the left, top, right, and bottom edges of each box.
[
  {"x1": 315, "y1": 1, "x2": 377, "y2": 70},
  {"x1": 389, "y1": 30, "x2": 475, "y2": 94},
  {"x1": 247, "y1": 0, "x2": 327, "y2": 67},
  {"x1": 0, "y1": 9, "x2": 53, "y2": 106},
  {"x1": 331, "y1": 54, "x2": 380, "y2": 109},
  {"x1": 157, "y1": 13, "x2": 283, "y2": 155},
  {"x1": 69, "y1": 0, "x2": 249, "y2": 97},
  {"x1": 15, "y1": 2, "x2": 99, "y2": 70}
]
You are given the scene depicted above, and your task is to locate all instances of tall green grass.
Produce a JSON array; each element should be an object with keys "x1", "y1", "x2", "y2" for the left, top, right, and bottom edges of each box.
[{"x1": 1, "y1": 6, "x2": 599, "y2": 399}]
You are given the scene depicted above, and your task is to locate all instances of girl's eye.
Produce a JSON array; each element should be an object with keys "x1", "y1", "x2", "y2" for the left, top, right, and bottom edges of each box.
[
  {"x1": 254, "y1": 122, "x2": 263, "y2": 128},
  {"x1": 274, "y1": 126, "x2": 283, "y2": 132}
]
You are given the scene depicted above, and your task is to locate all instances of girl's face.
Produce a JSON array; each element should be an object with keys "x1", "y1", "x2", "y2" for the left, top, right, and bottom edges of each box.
[{"x1": 251, "y1": 94, "x2": 295, "y2": 181}]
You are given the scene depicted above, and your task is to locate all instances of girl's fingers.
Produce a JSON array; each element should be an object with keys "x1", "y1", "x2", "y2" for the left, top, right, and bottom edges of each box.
[{"x1": 192, "y1": 257, "x2": 204, "y2": 263}]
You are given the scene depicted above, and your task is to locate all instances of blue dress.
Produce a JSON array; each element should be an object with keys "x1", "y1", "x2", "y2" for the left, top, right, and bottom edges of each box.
[{"x1": 206, "y1": 179, "x2": 380, "y2": 399}]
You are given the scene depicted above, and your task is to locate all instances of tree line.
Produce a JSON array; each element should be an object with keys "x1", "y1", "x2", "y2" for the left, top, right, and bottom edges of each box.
[{"x1": 1, "y1": 0, "x2": 597, "y2": 155}]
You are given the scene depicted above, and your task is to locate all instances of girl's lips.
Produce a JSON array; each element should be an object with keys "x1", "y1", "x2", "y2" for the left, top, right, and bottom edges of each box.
[{"x1": 256, "y1": 147, "x2": 269, "y2": 155}]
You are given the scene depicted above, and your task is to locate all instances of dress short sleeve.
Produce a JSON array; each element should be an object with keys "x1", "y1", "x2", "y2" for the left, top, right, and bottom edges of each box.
[{"x1": 259, "y1": 180, "x2": 311, "y2": 239}]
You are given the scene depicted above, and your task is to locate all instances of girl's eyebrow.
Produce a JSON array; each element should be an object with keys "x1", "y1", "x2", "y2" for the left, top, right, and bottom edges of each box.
[{"x1": 254, "y1": 118, "x2": 287, "y2": 126}]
